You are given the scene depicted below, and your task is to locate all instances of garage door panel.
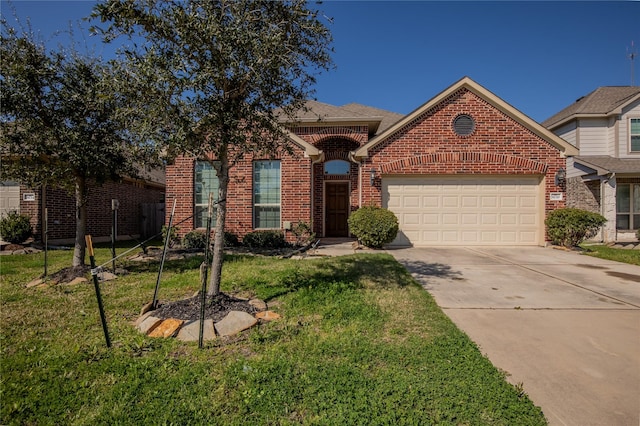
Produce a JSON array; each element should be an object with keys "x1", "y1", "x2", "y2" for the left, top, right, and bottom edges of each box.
[{"x1": 383, "y1": 176, "x2": 541, "y2": 246}]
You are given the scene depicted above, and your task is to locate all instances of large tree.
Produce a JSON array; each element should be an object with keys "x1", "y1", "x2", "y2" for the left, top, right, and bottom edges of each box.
[
  {"x1": 0, "y1": 20, "x2": 158, "y2": 267},
  {"x1": 92, "y1": 0, "x2": 334, "y2": 295}
]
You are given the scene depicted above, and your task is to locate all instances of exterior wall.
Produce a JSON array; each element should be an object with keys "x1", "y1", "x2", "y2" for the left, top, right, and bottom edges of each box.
[
  {"x1": 602, "y1": 177, "x2": 617, "y2": 242},
  {"x1": 360, "y1": 89, "x2": 567, "y2": 231},
  {"x1": 291, "y1": 126, "x2": 368, "y2": 236},
  {"x1": 577, "y1": 118, "x2": 610, "y2": 155},
  {"x1": 566, "y1": 177, "x2": 601, "y2": 212},
  {"x1": 166, "y1": 146, "x2": 313, "y2": 242},
  {"x1": 20, "y1": 180, "x2": 165, "y2": 242}
]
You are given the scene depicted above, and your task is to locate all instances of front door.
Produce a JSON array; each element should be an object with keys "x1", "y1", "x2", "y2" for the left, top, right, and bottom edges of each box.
[{"x1": 325, "y1": 182, "x2": 349, "y2": 237}]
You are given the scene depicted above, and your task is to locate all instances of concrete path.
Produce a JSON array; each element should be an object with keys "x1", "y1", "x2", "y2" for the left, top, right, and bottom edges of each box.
[{"x1": 387, "y1": 246, "x2": 640, "y2": 426}]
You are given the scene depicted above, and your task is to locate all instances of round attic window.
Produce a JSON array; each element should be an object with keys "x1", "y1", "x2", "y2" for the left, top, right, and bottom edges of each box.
[{"x1": 453, "y1": 114, "x2": 475, "y2": 136}]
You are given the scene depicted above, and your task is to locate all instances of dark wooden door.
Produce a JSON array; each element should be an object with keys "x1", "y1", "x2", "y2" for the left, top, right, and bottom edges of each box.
[{"x1": 326, "y1": 183, "x2": 349, "y2": 237}]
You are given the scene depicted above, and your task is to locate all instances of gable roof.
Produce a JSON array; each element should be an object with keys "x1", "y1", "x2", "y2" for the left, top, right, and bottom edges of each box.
[
  {"x1": 353, "y1": 76, "x2": 579, "y2": 159},
  {"x1": 279, "y1": 100, "x2": 403, "y2": 137},
  {"x1": 574, "y1": 155, "x2": 640, "y2": 175},
  {"x1": 543, "y1": 86, "x2": 640, "y2": 129}
]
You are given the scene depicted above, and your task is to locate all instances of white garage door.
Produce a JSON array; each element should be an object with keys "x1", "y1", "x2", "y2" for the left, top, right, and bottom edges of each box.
[
  {"x1": 0, "y1": 182, "x2": 20, "y2": 218},
  {"x1": 383, "y1": 176, "x2": 542, "y2": 246}
]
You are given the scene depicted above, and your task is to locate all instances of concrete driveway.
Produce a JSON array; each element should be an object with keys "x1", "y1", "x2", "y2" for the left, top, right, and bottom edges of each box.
[{"x1": 387, "y1": 246, "x2": 640, "y2": 426}]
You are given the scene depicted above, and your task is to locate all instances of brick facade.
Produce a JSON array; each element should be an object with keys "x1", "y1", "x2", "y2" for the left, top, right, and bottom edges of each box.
[
  {"x1": 361, "y1": 89, "x2": 567, "y2": 220},
  {"x1": 20, "y1": 179, "x2": 165, "y2": 242},
  {"x1": 566, "y1": 177, "x2": 601, "y2": 213},
  {"x1": 165, "y1": 82, "x2": 571, "y2": 244}
]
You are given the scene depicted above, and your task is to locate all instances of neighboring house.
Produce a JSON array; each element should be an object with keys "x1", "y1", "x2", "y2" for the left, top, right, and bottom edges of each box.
[
  {"x1": 166, "y1": 77, "x2": 577, "y2": 246},
  {"x1": 543, "y1": 86, "x2": 640, "y2": 242},
  {"x1": 2, "y1": 169, "x2": 166, "y2": 244}
]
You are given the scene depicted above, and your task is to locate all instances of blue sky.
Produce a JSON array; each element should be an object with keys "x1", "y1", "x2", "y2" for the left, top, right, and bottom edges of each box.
[{"x1": 3, "y1": 1, "x2": 639, "y2": 122}]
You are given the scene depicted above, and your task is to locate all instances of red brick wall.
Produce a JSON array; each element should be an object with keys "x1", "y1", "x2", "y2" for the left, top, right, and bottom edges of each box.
[
  {"x1": 166, "y1": 147, "x2": 313, "y2": 242},
  {"x1": 20, "y1": 180, "x2": 165, "y2": 241},
  {"x1": 362, "y1": 89, "x2": 567, "y2": 219}
]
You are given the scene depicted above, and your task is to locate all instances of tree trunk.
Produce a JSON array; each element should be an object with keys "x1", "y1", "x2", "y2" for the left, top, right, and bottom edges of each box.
[
  {"x1": 208, "y1": 151, "x2": 230, "y2": 296},
  {"x1": 73, "y1": 174, "x2": 87, "y2": 267}
]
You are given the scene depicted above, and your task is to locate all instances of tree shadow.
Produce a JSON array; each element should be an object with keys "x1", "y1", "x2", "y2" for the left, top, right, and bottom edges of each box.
[{"x1": 395, "y1": 260, "x2": 464, "y2": 282}]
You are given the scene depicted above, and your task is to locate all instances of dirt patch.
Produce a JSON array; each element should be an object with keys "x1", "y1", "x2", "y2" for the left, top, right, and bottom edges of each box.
[
  {"x1": 152, "y1": 293, "x2": 257, "y2": 322},
  {"x1": 47, "y1": 265, "x2": 91, "y2": 283}
]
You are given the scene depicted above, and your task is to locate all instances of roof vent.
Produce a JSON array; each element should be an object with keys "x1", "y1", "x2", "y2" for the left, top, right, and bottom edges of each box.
[{"x1": 453, "y1": 114, "x2": 475, "y2": 136}]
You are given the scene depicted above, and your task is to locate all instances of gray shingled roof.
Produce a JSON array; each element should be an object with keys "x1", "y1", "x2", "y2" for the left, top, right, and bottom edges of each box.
[
  {"x1": 575, "y1": 156, "x2": 640, "y2": 175},
  {"x1": 543, "y1": 86, "x2": 640, "y2": 129},
  {"x1": 278, "y1": 100, "x2": 403, "y2": 135}
]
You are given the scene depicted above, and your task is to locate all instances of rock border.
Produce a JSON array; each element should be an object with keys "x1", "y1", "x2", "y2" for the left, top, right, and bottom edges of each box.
[{"x1": 134, "y1": 298, "x2": 281, "y2": 342}]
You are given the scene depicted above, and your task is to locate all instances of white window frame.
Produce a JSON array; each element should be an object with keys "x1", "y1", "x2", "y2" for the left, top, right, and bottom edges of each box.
[
  {"x1": 629, "y1": 117, "x2": 640, "y2": 153},
  {"x1": 253, "y1": 160, "x2": 281, "y2": 229},
  {"x1": 194, "y1": 161, "x2": 219, "y2": 228},
  {"x1": 616, "y1": 183, "x2": 640, "y2": 230}
]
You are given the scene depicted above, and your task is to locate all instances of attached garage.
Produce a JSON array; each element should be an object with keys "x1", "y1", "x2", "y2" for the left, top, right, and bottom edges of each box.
[{"x1": 383, "y1": 175, "x2": 543, "y2": 246}]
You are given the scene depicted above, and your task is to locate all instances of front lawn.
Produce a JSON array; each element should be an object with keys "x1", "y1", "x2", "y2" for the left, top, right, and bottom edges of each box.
[
  {"x1": 580, "y1": 244, "x2": 640, "y2": 266},
  {"x1": 1, "y1": 245, "x2": 546, "y2": 425}
]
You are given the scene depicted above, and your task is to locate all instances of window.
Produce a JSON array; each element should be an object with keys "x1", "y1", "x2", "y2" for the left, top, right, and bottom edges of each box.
[
  {"x1": 324, "y1": 160, "x2": 350, "y2": 175},
  {"x1": 253, "y1": 160, "x2": 281, "y2": 228},
  {"x1": 616, "y1": 183, "x2": 640, "y2": 229},
  {"x1": 194, "y1": 161, "x2": 219, "y2": 228},
  {"x1": 631, "y1": 118, "x2": 640, "y2": 152}
]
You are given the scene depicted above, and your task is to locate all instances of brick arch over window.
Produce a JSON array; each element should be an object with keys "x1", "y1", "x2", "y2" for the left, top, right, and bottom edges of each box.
[
  {"x1": 379, "y1": 152, "x2": 549, "y2": 174},
  {"x1": 311, "y1": 127, "x2": 367, "y2": 146},
  {"x1": 315, "y1": 137, "x2": 360, "y2": 155}
]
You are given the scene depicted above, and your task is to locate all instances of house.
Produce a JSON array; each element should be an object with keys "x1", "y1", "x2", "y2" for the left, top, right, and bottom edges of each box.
[
  {"x1": 166, "y1": 77, "x2": 577, "y2": 246},
  {"x1": 543, "y1": 86, "x2": 640, "y2": 242},
  {"x1": 1, "y1": 168, "x2": 166, "y2": 244}
]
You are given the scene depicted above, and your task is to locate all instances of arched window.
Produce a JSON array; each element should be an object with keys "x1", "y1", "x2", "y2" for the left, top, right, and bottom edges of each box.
[{"x1": 324, "y1": 160, "x2": 350, "y2": 175}]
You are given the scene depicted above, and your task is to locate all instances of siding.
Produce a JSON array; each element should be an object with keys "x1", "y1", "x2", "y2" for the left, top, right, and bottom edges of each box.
[{"x1": 577, "y1": 118, "x2": 610, "y2": 155}]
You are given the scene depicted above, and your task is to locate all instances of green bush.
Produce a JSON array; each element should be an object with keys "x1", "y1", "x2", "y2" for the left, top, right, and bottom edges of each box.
[
  {"x1": 161, "y1": 225, "x2": 180, "y2": 248},
  {"x1": 243, "y1": 230, "x2": 289, "y2": 249},
  {"x1": 291, "y1": 221, "x2": 315, "y2": 246},
  {"x1": 0, "y1": 212, "x2": 32, "y2": 244},
  {"x1": 545, "y1": 208, "x2": 606, "y2": 247},
  {"x1": 348, "y1": 206, "x2": 399, "y2": 249},
  {"x1": 224, "y1": 231, "x2": 240, "y2": 247},
  {"x1": 182, "y1": 230, "x2": 208, "y2": 249}
]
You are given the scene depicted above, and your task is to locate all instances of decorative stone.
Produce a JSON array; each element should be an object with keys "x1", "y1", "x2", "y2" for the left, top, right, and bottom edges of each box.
[
  {"x1": 137, "y1": 315, "x2": 162, "y2": 334},
  {"x1": 99, "y1": 271, "x2": 118, "y2": 281},
  {"x1": 140, "y1": 301, "x2": 155, "y2": 316},
  {"x1": 214, "y1": 311, "x2": 258, "y2": 337},
  {"x1": 249, "y1": 298, "x2": 267, "y2": 311},
  {"x1": 177, "y1": 319, "x2": 216, "y2": 342},
  {"x1": 148, "y1": 318, "x2": 184, "y2": 338},
  {"x1": 26, "y1": 278, "x2": 45, "y2": 288},
  {"x1": 255, "y1": 311, "x2": 281, "y2": 322},
  {"x1": 66, "y1": 277, "x2": 88, "y2": 286}
]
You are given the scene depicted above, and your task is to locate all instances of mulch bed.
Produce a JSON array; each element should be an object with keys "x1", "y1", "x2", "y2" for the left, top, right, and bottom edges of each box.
[{"x1": 152, "y1": 293, "x2": 257, "y2": 322}]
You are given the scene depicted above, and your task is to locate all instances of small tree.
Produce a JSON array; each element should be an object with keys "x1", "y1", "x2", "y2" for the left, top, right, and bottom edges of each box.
[
  {"x1": 93, "y1": 0, "x2": 334, "y2": 295},
  {"x1": 0, "y1": 20, "x2": 158, "y2": 266},
  {"x1": 545, "y1": 208, "x2": 607, "y2": 248}
]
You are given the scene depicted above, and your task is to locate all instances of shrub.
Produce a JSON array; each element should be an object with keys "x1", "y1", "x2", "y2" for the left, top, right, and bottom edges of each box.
[
  {"x1": 182, "y1": 230, "x2": 208, "y2": 249},
  {"x1": 224, "y1": 231, "x2": 240, "y2": 247},
  {"x1": 348, "y1": 206, "x2": 399, "y2": 249},
  {"x1": 545, "y1": 208, "x2": 606, "y2": 247},
  {"x1": 161, "y1": 225, "x2": 180, "y2": 248},
  {"x1": 0, "y1": 212, "x2": 32, "y2": 244},
  {"x1": 243, "y1": 230, "x2": 289, "y2": 249},
  {"x1": 291, "y1": 221, "x2": 315, "y2": 246}
]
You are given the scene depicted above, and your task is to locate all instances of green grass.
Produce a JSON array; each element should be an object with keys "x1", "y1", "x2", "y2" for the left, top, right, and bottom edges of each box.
[
  {"x1": 581, "y1": 244, "x2": 640, "y2": 266},
  {"x1": 1, "y1": 245, "x2": 546, "y2": 425}
]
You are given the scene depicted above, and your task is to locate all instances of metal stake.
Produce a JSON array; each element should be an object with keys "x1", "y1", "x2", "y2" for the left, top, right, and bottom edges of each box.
[
  {"x1": 86, "y1": 235, "x2": 111, "y2": 348},
  {"x1": 152, "y1": 198, "x2": 176, "y2": 310}
]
